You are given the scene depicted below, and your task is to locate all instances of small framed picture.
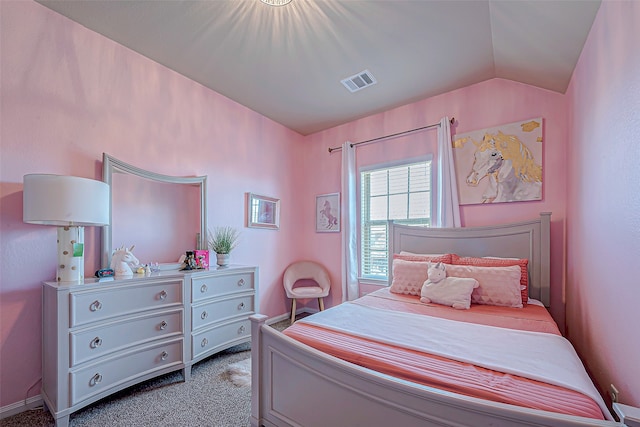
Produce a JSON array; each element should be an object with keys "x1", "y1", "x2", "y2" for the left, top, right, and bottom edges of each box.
[
  {"x1": 247, "y1": 193, "x2": 280, "y2": 230},
  {"x1": 316, "y1": 193, "x2": 340, "y2": 233}
]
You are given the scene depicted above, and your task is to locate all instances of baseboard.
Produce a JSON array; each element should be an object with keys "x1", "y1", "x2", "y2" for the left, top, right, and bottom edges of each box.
[
  {"x1": 266, "y1": 308, "x2": 318, "y2": 326},
  {"x1": 0, "y1": 394, "x2": 44, "y2": 420},
  {"x1": 265, "y1": 312, "x2": 290, "y2": 325}
]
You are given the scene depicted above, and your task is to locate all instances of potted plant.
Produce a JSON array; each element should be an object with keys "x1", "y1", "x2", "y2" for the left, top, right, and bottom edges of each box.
[{"x1": 207, "y1": 226, "x2": 240, "y2": 266}]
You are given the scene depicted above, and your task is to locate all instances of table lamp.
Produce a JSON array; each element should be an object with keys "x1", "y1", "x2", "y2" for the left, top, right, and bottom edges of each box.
[{"x1": 23, "y1": 174, "x2": 110, "y2": 282}]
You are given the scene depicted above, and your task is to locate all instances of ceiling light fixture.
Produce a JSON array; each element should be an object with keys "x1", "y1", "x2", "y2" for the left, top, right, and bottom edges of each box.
[{"x1": 260, "y1": 0, "x2": 292, "y2": 6}]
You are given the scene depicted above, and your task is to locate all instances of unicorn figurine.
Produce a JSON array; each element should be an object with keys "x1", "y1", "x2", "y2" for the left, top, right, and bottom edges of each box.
[{"x1": 110, "y1": 245, "x2": 140, "y2": 277}]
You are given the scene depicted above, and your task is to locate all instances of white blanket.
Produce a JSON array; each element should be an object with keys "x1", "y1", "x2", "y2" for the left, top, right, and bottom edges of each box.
[{"x1": 299, "y1": 302, "x2": 611, "y2": 420}]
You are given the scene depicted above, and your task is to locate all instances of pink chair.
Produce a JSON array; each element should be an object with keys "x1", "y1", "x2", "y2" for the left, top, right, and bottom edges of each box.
[{"x1": 283, "y1": 261, "x2": 331, "y2": 325}]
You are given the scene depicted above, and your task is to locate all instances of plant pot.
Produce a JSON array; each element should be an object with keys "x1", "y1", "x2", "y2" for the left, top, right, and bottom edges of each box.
[{"x1": 216, "y1": 253, "x2": 230, "y2": 266}]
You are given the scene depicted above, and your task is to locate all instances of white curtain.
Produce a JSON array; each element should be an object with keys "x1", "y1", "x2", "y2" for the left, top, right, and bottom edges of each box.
[
  {"x1": 435, "y1": 116, "x2": 461, "y2": 228},
  {"x1": 341, "y1": 141, "x2": 359, "y2": 301}
]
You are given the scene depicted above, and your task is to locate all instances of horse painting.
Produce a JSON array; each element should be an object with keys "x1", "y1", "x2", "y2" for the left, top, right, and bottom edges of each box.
[
  {"x1": 465, "y1": 131, "x2": 542, "y2": 203},
  {"x1": 320, "y1": 200, "x2": 338, "y2": 229},
  {"x1": 110, "y1": 245, "x2": 140, "y2": 276}
]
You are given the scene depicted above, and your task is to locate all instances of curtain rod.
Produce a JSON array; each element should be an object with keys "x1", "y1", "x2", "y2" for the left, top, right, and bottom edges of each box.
[{"x1": 328, "y1": 117, "x2": 455, "y2": 153}]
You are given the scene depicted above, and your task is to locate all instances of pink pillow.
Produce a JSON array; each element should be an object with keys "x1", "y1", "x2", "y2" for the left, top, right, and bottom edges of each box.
[
  {"x1": 389, "y1": 254, "x2": 451, "y2": 296},
  {"x1": 393, "y1": 253, "x2": 452, "y2": 263},
  {"x1": 451, "y1": 254, "x2": 529, "y2": 306},
  {"x1": 445, "y1": 264, "x2": 523, "y2": 308}
]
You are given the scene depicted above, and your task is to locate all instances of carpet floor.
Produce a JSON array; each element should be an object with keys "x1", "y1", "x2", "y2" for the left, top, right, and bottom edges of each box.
[{"x1": 1, "y1": 318, "x2": 292, "y2": 427}]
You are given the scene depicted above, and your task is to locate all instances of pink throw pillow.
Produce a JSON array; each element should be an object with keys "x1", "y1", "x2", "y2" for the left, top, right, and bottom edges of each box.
[
  {"x1": 389, "y1": 254, "x2": 451, "y2": 296},
  {"x1": 451, "y1": 254, "x2": 529, "y2": 306},
  {"x1": 445, "y1": 264, "x2": 523, "y2": 308},
  {"x1": 393, "y1": 253, "x2": 452, "y2": 263}
]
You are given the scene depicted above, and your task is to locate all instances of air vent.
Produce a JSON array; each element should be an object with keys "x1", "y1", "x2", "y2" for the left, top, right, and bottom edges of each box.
[{"x1": 341, "y1": 69, "x2": 377, "y2": 93}]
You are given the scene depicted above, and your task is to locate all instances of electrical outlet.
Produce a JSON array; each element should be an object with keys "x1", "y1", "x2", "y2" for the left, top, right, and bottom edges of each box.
[{"x1": 610, "y1": 384, "x2": 619, "y2": 403}]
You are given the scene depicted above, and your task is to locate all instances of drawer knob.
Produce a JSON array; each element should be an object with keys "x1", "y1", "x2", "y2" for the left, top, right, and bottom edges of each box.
[
  {"x1": 201, "y1": 311, "x2": 208, "y2": 320},
  {"x1": 237, "y1": 278, "x2": 245, "y2": 287},
  {"x1": 159, "y1": 290, "x2": 167, "y2": 300},
  {"x1": 237, "y1": 302, "x2": 245, "y2": 310},
  {"x1": 161, "y1": 351, "x2": 168, "y2": 361},
  {"x1": 238, "y1": 325, "x2": 246, "y2": 335},
  {"x1": 89, "y1": 300, "x2": 102, "y2": 312},
  {"x1": 89, "y1": 373, "x2": 102, "y2": 387},
  {"x1": 200, "y1": 284, "x2": 208, "y2": 293},
  {"x1": 201, "y1": 338, "x2": 208, "y2": 348},
  {"x1": 90, "y1": 337, "x2": 102, "y2": 349},
  {"x1": 160, "y1": 321, "x2": 168, "y2": 330}
]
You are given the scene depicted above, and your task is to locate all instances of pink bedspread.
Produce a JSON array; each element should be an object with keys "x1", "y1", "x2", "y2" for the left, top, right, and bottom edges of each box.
[{"x1": 283, "y1": 288, "x2": 606, "y2": 420}]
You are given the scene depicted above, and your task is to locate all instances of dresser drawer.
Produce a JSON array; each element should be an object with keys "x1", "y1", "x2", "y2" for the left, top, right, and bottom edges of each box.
[
  {"x1": 70, "y1": 338, "x2": 183, "y2": 405},
  {"x1": 192, "y1": 318, "x2": 250, "y2": 359},
  {"x1": 192, "y1": 294, "x2": 254, "y2": 330},
  {"x1": 191, "y1": 272, "x2": 254, "y2": 302},
  {"x1": 70, "y1": 280, "x2": 183, "y2": 327},
  {"x1": 70, "y1": 309, "x2": 183, "y2": 367}
]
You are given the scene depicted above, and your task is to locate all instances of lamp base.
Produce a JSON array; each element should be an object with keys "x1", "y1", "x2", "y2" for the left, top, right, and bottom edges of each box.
[{"x1": 57, "y1": 226, "x2": 84, "y2": 282}]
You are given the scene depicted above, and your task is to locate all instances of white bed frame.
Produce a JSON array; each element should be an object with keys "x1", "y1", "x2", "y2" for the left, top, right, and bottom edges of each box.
[{"x1": 250, "y1": 213, "x2": 629, "y2": 427}]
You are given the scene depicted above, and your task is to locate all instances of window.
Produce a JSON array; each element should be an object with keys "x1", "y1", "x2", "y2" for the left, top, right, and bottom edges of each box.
[{"x1": 360, "y1": 160, "x2": 432, "y2": 280}]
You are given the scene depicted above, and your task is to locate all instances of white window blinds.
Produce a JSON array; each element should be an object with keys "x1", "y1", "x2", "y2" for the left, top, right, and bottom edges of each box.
[{"x1": 360, "y1": 160, "x2": 432, "y2": 280}]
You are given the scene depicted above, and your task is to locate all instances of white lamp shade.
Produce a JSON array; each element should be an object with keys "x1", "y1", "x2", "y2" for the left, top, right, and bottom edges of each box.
[{"x1": 23, "y1": 174, "x2": 110, "y2": 226}]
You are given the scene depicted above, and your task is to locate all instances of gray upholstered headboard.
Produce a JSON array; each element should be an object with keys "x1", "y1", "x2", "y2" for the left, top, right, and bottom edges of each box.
[{"x1": 388, "y1": 212, "x2": 551, "y2": 306}]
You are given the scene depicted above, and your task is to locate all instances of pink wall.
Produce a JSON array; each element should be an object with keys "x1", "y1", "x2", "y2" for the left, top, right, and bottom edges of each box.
[
  {"x1": 304, "y1": 78, "x2": 569, "y2": 327},
  {"x1": 565, "y1": 0, "x2": 640, "y2": 408},
  {"x1": 0, "y1": 1, "x2": 304, "y2": 408},
  {"x1": 3, "y1": 0, "x2": 637, "y2": 416}
]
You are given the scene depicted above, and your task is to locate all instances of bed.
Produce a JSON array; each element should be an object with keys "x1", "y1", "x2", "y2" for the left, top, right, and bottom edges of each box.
[{"x1": 249, "y1": 213, "x2": 630, "y2": 427}]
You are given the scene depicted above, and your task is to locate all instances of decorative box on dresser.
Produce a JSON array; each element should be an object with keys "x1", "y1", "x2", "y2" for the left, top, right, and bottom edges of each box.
[{"x1": 41, "y1": 265, "x2": 258, "y2": 427}]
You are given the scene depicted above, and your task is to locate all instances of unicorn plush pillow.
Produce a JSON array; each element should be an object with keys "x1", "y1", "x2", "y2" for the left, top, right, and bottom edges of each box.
[{"x1": 420, "y1": 262, "x2": 479, "y2": 310}]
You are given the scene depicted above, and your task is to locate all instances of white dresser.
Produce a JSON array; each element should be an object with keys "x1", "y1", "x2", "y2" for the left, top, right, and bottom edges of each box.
[
  {"x1": 188, "y1": 266, "x2": 256, "y2": 366},
  {"x1": 42, "y1": 265, "x2": 258, "y2": 427}
]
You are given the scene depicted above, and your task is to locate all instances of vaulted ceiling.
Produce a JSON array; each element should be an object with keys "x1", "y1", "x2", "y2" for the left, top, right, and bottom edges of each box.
[{"x1": 37, "y1": 0, "x2": 601, "y2": 135}]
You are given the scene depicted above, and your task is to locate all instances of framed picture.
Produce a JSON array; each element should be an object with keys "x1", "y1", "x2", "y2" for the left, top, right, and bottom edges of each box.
[
  {"x1": 316, "y1": 192, "x2": 340, "y2": 233},
  {"x1": 452, "y1": 117, "x2": 543, "y2": 205},
  {"x1": 247, "y1": 193, "x2": 280, "y2": 230}
]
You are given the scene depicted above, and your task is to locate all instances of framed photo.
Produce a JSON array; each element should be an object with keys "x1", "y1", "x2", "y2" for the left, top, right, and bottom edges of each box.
[
  {"x1": 316, "y1": 192, "x2": 340, "y2": 233},
  {"x1": 247, "y1": 193, "x2": 280, "y2": 230},
  {"x1": 452, "y1": 117, "x2": 543, "y2": 205}
]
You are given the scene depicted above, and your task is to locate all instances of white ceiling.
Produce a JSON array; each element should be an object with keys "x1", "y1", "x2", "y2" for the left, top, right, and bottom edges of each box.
[{"x1": 36, "y1": 0, "x2": 601, "y2": 135}]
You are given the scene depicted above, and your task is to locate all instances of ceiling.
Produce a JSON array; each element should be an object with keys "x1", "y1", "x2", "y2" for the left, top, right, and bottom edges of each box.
[{"x1": 37, "y1": 0, "x2": 601, "y2": 135}]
